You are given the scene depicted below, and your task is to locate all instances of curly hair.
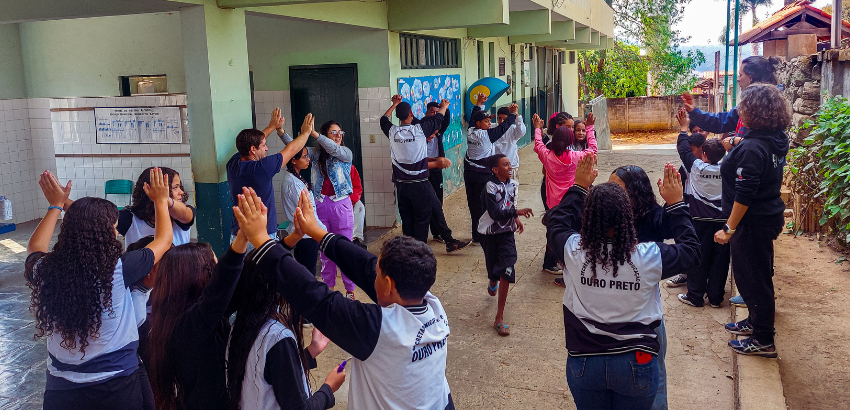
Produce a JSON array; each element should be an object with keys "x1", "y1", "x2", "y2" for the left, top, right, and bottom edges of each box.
[
  {"x1": 124, "y1": 167, "x2": 185, "y2": 224},
  {"x1": 611, "y1": 165, "x2": 657, "y2": 220},
  {"x1": 579, "y1": 183, "x2": 638, "y2": 278},
  {"x1": 226, "y1": 251, "x2": 307, "y2": 410},
  {"x1": 738, "y1": 83, "x2": 792, "y2": 132},
  {"x1": 147, "y1": 243, "x2": 217, "y2": 410},
  {"x1": 25, "y1": 197, "x2": 122, "y2": 356}
]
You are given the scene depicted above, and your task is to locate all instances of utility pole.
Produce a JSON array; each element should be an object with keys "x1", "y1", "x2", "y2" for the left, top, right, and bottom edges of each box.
[
  {"x1": 724, "y1": 0, "x2": 732, "y2": 110},
  {"x1": 732, "y1": 0, "x2": 741, "y2": 107},
  {"x1": 832, "y1": 0, "x2": 843, "y2": 49}
]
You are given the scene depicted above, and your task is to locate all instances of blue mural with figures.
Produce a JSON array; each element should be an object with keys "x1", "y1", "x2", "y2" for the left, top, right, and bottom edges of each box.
[{"x1": 397, "y1": 74, "x2": 463, "y2": 148}]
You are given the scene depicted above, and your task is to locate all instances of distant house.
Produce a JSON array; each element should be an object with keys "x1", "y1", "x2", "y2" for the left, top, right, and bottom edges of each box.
[{"x1": 739, "y1": 0, "x2": 850, "y2": 59}]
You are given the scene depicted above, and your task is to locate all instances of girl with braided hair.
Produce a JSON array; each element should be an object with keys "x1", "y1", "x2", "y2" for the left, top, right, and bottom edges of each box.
[
  {"x1": 26, "y1": 169, "x2": 173, "y2": 409},
  {"x1": 546, "y1": 156, "x2": 699, "y2": 410}
]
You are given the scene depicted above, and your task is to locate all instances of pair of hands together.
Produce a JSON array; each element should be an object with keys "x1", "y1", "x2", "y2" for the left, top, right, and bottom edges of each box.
[
  {"x1": 391, "y1": 95, "x2": 451, "y2": 110},
  {"x1": 269, "y1": 108, "x2": 318, "y2": 139},
  {"x1": 39, "y1": 167, "x2": 172, "y2": 208},
  {"x1": 572, "y1": 154, "x2": 684, "y2": 205},
  {"x1": 531, "y1": 113, "x2": 596, "y2": 129}
]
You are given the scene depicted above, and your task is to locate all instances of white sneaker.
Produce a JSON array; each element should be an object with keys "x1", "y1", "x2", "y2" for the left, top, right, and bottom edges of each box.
[{"x1": 665, "y1": 274, "x2": 687, "y2": 287}]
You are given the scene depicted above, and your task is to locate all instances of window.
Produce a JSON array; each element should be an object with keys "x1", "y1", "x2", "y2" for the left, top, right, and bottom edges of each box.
[
  {"x1": 400, "y1": 33, "x2": 459, "y2": 69},
  {"x1": 120, "y1": 74, "x2": 168, "y2": 96}
]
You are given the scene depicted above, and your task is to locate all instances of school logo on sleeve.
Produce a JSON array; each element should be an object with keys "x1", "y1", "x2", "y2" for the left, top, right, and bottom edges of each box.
[{"x1": 736, "y1": 167, "x2": 744, "y2": 181}]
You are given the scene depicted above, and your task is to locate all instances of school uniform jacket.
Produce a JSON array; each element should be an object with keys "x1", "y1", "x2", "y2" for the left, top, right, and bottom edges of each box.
[
  {"x1": 477, "y1": 175, "x2": 518, "y2": 235},
  {"x1": 26, "y1": 248, "x2": 155, "y2": 390},
  {"x1": 413, "y1": 109, "x2": 450, "y2": 159},
  {"x1": 492, "y1": 115, "x2": 526, "y2": 168},
  {"x1": 380, "y1": 113, "x2": 446, "y2": 183},
  {"x1": 465, "y1": 105, "x2": 516, "y2": 174},
  {"x1": 251, "y1": 236, "x2": 454, "y2": 410},
  {"x1": 677, "y1": 132, "x2": 726, "y2": 222},
  {"x1": 547, "y1": 186, "x2": 700, "y2": 356},
  {"x1": 118, "y1": 207, "x2": 195, "y2": 248}
]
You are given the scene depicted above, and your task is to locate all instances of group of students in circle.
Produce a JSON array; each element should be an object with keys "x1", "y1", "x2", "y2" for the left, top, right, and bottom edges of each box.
[{"x1": 24, "y1": 55, "x2": 787, "y2": 410}]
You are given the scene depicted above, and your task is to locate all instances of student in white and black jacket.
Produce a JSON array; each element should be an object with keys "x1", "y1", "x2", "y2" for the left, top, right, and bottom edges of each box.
[
  {"x1": 546, "y1": 158, "x2": 700, "y2": 410},
  {"x1": 381, "y1": 96, "x2": 454, "y2": 245},
  {"x1": 232, "y1": 188, "x2": 455, "y2": 410},
  {"x1": 119, "y1": 167, "x2": 195, "y2": 248},
  {"x1": 464, "y1": 94, "x2": 517, "y2": 243}
]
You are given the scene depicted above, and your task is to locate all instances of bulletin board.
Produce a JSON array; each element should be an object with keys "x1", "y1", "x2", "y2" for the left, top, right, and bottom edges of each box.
[
  {"x1": 397, "y1": 74, "x2": 463, "y2": 148},
  {"x1": 95, "y1": 106, "x2": 183, "y2": 144}
]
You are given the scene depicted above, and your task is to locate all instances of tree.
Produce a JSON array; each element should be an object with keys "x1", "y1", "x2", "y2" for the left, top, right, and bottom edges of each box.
[
  {"x1": 580, "y1": 0, "x2": 705, "y2": 98},
  {"x1": 745, "y1": 0, "x2": 773, "y2": 55},
  {"x1": 822, "y1": 3, "x2": 850, "y2": 22}
]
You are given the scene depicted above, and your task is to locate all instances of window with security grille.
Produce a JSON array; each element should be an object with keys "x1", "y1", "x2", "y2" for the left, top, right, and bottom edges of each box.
[{"x1": 399, "y1": 34, "x2": 459, "y2": 69}]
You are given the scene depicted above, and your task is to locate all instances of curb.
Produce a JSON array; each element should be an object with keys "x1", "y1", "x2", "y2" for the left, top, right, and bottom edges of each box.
[{"x1": 730, "y1": 285, "x2": 788, "y2": 410}]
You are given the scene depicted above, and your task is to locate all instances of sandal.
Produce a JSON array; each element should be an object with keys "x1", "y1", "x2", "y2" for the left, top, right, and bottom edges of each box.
[
  {"x1": 493, "y1": 323, "x2": 510, "y2": 336},
  {"x1": 487, "y1": 282, "x2": 498, "y2": 296}
]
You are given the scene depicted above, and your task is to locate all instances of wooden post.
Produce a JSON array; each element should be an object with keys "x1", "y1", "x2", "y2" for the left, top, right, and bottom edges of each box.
[{"x1": 832, "y1": 0, "x2": 842, "y2": 49}]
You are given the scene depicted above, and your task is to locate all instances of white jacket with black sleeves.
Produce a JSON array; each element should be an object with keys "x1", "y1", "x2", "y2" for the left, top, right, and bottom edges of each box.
[
  {"x1": 465, "y1": 105, "x2": 516, "y2": 173},
  {"x1": 546, "y1": 185, "x2": 700, "y2": 357},
  {"x1": 251, "y1": 236, "x2": 454, "y2": 410},
  {"x1": 380, "y1": 113, "x2": 446, "y2": 183}
]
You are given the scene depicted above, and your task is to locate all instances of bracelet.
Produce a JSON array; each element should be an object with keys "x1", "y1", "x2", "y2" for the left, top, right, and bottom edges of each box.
[
  {"x1": 168, "y1": 198, "x2": 175, "y2": 209},
  {"x1": 47, "y1": 205, "x2": 64, "y2": 212}
]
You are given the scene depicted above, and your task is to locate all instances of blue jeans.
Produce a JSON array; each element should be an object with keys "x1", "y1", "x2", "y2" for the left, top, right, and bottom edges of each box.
[
  {"x1": 652, "y1": 319, "x2": 668, "y2": 410},
  {"x1": 566, "y1": 352, "x2": 659, "y2": 410}
]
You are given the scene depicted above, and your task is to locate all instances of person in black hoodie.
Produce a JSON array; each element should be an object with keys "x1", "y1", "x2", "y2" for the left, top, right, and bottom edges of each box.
[{"x1": 714, "y1": 83, "x2": 790, "y2": 358}]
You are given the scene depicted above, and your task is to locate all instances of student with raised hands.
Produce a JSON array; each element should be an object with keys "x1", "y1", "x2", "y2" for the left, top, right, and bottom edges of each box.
[
  {"x1": 121, "y1": 167, "x2": 195, "y2": 247},
  {"x1": 546, "y1": 157, "x2": 700, "y2": 410},
  {"x1": 232, "y1": 187, "x2": 455, "y2": 410},
  {"x1": 26, "y1": 168, "x2": 173, "y2": 410}
]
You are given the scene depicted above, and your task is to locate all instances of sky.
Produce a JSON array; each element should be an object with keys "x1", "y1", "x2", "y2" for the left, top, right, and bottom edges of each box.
[{"x1": 675, "y1": 0, "x2": 832, "y2": 46}]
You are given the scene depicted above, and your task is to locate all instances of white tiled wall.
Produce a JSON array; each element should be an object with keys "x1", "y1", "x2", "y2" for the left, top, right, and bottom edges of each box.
[
  {"x1": 254, "y1": 87, "x2": 398, "y2": 228},
  {"x1": 0, "y1": 99, "x2": 48, "y2": 224}
]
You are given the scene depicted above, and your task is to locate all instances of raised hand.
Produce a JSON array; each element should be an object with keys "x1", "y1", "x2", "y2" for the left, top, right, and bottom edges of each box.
[
  {"x1": 657, "y1": 163, "x2": 684, "y2": 205},
  {"x1": 294, "y1": 189, "x2": 327, "y2": 240},
  {"x1": 439, "y1": 99, "x2": 450, "y2": 109},
  {"x1": 232, "y1": 187, "x2": 270, "y2": 247},
  {"x1": 680, "y1": 92, "x2": 695, "y2": 112},
  {"x1": 532, "y1": 114, "x2": 545, "y2": 129},
  {"x1": 676, "y1": 107, "x2": 689, "y2": 130},
  {"x1": 300, "y1": 113, "x2": 314, "y2": 137},
  {"x1": 143, "y1": 167, "x2": 170, "y2": 203},
  {"x1": 269, "y1": 107, "x2": 284, "y2": 130},
  {"x1": 391, "y1": 94, "x2": 403, "y2": 105},
  {"x1": 476, "y1": 93, "x2": 488, "y2": 105},
  {"x1": 509, "y1": 103, "x2": 519, "y2": 114},
  {"x1": 39, "y1": 171, "x2": 71, "y2": 208},
  {"x1": 574, "y1": 153, "x2": 598, "y2": 189},
  {"x1": 585, "y1": 112, "x2": 596, "y2": 127}
]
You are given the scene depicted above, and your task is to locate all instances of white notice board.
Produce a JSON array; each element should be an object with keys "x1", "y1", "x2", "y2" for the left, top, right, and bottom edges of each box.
[{"x1": 95, "y1": 106, "x2": 183, "y2": 144}]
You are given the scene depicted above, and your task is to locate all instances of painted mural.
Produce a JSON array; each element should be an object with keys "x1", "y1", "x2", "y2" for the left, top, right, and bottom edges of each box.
[{"x1": 397, "y1": 74, "x2": 463, "y2": 148}]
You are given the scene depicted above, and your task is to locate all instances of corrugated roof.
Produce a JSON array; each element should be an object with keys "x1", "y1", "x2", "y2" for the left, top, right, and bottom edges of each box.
[{"x1": 737, "y1": 0, "x2": 850, "y2": 45}]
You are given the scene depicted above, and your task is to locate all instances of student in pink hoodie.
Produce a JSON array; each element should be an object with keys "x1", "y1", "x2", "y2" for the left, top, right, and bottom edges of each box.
[{"x1": 533, "y1": 113, "x2": 597, "y2": 209}]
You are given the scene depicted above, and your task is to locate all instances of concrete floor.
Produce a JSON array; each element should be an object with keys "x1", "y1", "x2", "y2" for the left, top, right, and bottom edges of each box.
[{"x1": 0, "y1": 145, "x2": 734, "y2": 409}]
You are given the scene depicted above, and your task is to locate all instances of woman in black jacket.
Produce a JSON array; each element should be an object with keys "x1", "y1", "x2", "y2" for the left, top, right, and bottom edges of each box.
[{"x1": 714, "y1": 84, "x2": 790, "y2": 358}]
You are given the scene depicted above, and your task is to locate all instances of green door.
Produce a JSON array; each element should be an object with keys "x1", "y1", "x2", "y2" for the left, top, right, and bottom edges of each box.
[{"x1": 289, "y1": 64, "x2": 363, "y2": 198}]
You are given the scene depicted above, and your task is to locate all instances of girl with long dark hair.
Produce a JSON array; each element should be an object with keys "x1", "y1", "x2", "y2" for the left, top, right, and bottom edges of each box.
[
  {"x1": 121, "y1": 166, "x2": 195, "y2": 247},
  {"x1": 278, "y1": 120, "x2": 358, "y2": 299},
  {"x1": 225, "y1": 246, "x2": 344, "y2": 410},
  {"x1": 547, "y1": 157, "x2": 699, "y2": 410},
  {"x1": 146, "y1": 241, "x2": 230, "y2": 410},
  {"x1": 608, "y1": 165, "x2": 673, "y2": 243},
  {"x1": 281, "y1": 147, "x2": 326, "y2": 276},
  {"x1": 26, "y1": 169, "x2": 173, "y2": 409}
]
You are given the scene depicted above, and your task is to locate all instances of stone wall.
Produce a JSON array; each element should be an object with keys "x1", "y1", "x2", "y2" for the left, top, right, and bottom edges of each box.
[
  {"x1": 607, "y1": 94, "x2": 712, "y2": 133},
  {"x1": 776, "y1": 55, "x2": 821, "y2": 147}
]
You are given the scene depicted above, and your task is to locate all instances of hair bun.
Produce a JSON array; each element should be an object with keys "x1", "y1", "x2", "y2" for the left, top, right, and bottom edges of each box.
[{"x1": 767, "y1": 56, "x2": 780, "y2": 67}]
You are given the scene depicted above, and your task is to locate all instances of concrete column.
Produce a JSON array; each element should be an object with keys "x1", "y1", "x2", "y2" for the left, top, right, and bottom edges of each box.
[{"x1": 180, "y1": 4, "x2": 253, "y2": 254}]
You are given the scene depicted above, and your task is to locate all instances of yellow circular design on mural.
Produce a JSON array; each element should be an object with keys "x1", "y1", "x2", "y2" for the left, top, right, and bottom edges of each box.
[{"x1": 469, "y1": 85, "x2": 491, "y2": 105}]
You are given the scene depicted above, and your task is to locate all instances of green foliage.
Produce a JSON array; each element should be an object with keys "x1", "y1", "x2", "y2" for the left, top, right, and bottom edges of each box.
[
  {"x1": 579, "y1": 0, "x2": 705, "y2": 99},
  {"x1": 800, "y1": 95, "x2": 850, "y2": 245}
]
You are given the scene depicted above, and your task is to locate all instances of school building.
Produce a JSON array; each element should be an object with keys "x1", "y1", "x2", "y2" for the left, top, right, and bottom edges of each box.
[{"x1": 0, "y1": 0, "x2": 613, "y2": 253}]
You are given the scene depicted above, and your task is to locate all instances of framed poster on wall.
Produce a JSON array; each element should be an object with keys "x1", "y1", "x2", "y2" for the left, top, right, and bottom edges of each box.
[
  {"x1": 95, "y1": 106, "x2": 183, "y2": 144},
  {"x1": 397, "y1": 74, "x2": 463, "y2": 148}
]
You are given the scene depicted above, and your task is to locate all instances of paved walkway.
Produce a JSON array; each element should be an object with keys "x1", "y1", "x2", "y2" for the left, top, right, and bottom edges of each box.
[{"x1": 0, "y1": 145, "x2": 734, "y2": 409}]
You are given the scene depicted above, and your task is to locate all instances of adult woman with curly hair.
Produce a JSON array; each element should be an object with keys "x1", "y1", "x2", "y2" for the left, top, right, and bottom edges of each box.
[
  {"x1": 26, "y1": 168, "x2": 173, "y2": 409},
  {"x1": 225, "y1": 246, "x2": 343, "y2": 410},
  {"x1": 547, "y1": 156, "x2": 699, "y2": 410},
  {"x1": 714, "y1": 84, "x2": 790, "y2": 358},
  {"x1": 121, "y1": 166, "x2": 195, "y2": 248}
]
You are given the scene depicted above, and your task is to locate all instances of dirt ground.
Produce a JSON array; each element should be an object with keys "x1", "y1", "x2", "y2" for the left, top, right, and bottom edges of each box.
[
  {"x1": 773, "y1": 229, "x2": 850, "y2": 410},
  {"x1": 612, "y1": 130, "x2": 680, "y2": 145}
]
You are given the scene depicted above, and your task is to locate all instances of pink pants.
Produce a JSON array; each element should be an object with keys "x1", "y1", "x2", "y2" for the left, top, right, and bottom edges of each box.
[{"x1": 316, "y1": 197, "x2": 355, "y2": 292}]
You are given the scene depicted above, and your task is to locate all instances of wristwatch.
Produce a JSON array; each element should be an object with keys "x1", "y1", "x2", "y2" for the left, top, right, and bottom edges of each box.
[{"x1": 723, "y1": 224, "x2": 736, "y2": 234}]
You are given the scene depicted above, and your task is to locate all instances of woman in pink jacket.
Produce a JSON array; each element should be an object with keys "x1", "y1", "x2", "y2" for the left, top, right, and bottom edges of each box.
[{"x1": 533, "y1": 113, "x2": 598, "y2": 209}]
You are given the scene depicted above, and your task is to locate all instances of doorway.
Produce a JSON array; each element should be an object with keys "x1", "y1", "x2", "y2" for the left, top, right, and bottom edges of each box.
[{"x1": 289, "y1": 64, "x2": 363, "y2": 193}]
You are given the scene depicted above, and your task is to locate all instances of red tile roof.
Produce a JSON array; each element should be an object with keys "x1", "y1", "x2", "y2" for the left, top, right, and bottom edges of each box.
[{"x1": 737, "y1": 0, "x2": 850, "y2": 45}]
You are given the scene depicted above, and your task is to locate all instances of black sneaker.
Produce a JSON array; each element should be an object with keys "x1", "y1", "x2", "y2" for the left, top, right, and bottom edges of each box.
[
  {"x1": 542, "y1": 265, "x2": 562, "y2": 275},
  {"x1": 554, "y1": 278, "x2": 566, "y2": 288},
  {"x1": 446, "y1": 239, "x2": 471, "y2": 253},
  {"x1": 728, "y1": 337, "x2": 777, "y2": 358},
  {"x1": 677, "y1": 293, "x2": 704, "y2": 307},
  {"x1": 665, "y1": 274, "x2": 687, "y2": 287},
  {"x1": 352, "y1": 238, "x2": 368, "y2": 250},
  {"x1": 432, "y1": 235, "x2": 446, "y2": 243},
  {"x1": 725, "y1": 318, "x2": 753, "y2": 335}
]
